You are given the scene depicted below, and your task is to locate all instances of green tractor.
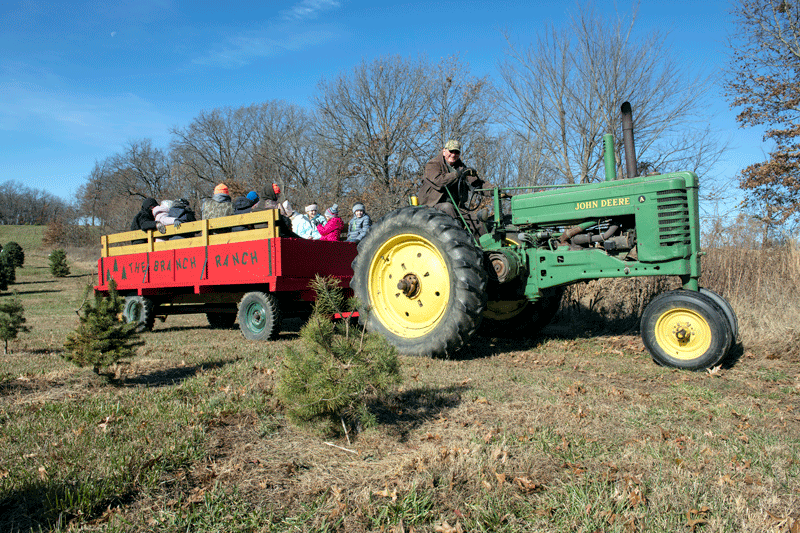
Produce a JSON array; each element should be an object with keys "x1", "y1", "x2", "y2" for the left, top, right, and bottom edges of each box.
[{"x1": 351, "y1": 102, "x2": 738, "y2": 370}]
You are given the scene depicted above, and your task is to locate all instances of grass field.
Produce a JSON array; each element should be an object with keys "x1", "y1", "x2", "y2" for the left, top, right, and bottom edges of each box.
[{"x1": 0, "y1": 226, "x2": 798, "y2": 532}]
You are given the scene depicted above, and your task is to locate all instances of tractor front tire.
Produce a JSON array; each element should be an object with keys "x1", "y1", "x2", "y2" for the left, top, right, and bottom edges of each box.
[
  {"x1": 351, "y1": 206, "x2": 487, "y2": 358},
  {"x1": 641, "y1": 289, "x2": 733, "y2": 370},
  {"x1": 238, "y1": 292, "x2": 281, "y2": 340},
  {"x1": 123, "y1": 296, "x2": 155, "y2": 333}
]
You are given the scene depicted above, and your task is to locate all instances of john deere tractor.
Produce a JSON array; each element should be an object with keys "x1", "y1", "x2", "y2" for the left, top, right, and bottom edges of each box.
[{"x1": 351, "y1": 102, "x2": 738, "y2": 370}]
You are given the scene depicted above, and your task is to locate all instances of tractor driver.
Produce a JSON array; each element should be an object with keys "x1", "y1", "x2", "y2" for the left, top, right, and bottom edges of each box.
[{"x1": 417, "y1": 139, "x2": 497, "y2": 235}]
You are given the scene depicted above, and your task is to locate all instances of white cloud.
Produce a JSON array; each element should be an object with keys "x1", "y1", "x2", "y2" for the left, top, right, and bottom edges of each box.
[{"x1": 281, "y1": 0, "x2": 341, "y2": 21}]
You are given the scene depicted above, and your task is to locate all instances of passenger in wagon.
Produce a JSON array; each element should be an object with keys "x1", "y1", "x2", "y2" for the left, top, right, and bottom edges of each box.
[
  {"x1": 346, "y1": 203, "x2": 371, "y2": 243},
  {"x1": 130, "y1": 197, "x2": 163, "y2": 244},
  {"x1": 231, "y1": 191, "x2": 259, "y2": 231},
  {"x1": 201, "y1": 183, "x2": 234, "y2": 219},
  {"x1": 317, "y1": 204, "x2": 344, "y2": 241}
]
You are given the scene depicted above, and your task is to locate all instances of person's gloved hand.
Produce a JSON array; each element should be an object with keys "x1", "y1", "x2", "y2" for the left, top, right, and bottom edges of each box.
[
  {"x1": 156, "y1": 222, "x2": 166, "y2": 234},
  {"x1": 500, "y1": 192, "x2": 512, "y2": 199},
  {"x1": 173, "y1": 219, "x2": 182, "y2": 229}
]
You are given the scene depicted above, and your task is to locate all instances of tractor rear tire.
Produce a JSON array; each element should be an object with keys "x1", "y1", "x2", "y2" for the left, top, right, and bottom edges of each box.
[
  {"x1": 238, "y1": 292, "x2": 281, "y2": 340},
  {"x1": 351, "y1": 206, "x2": 487, "y2": 358},
  {"x1": 123, "y1": 296, "x2": 155, "y2": 333},
  {"x1": 481, "y1": 287, "x2": 564, "y2": 336},
  {"x1": 641, "y1": 289, "x2": 733, "y2": 370}
]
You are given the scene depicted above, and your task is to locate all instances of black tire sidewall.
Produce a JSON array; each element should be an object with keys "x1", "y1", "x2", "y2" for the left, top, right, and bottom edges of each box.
[
  {"x1": 641, "y1": 290, "x2": 732, "y2": 370},
  {"x1": 352, "y1": 206, "x2": 486, "y2": 357},
  {"x1": 237, "y1": 292, "x2": 281, "y2": 341}
]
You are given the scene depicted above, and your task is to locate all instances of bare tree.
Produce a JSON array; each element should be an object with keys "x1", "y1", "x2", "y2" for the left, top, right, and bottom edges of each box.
[
  {"x1": 726, "y1": 0, "x2": 800, "y2": 236},
  {"x1": 496, "y1": 5, "x2": 728, "y2": 189}
]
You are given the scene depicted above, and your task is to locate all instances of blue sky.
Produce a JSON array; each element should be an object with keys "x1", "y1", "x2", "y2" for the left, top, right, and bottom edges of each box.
[{"x1": 0, "y1": 0, "x2": 765, "y2": 203}]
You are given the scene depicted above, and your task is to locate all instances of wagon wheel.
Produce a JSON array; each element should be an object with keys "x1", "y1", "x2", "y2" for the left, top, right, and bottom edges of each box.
[
  {"x1": 238, "y1": 292, "x2": 282, "y2": 340},
  {"x1": 351, "y1": 206, "x2": 487, "y2": 358},
  {"x1": 641, "y1": 289, "x2": 733, "y2": 370},
  {"x1": 123, "y1": 296, "x2": 155, "y2": 332}
]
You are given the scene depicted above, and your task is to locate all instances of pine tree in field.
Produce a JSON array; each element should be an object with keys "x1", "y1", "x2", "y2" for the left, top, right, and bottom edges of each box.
[
  {"x1": 0, "y1": 254, "x2": 15, "y2": 287},
  {"x1": 3, "y1": 242, "x2": 24, "y2": 268},
  {"x1": 0, "y1": 297, "x2": 31, "y2": 354},
  {"x1": 276, "y1": 276, "x2": 401, "y2": 440},
  {"x1": 49, "y1": 249, "x2": 70, "y2": 277},
  {"x1": 63, "y1": 280, "x2": 143, "y2": 377}
]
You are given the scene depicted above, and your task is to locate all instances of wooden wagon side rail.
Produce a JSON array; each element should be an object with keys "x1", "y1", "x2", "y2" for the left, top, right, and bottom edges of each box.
[{"x1": 101, "y1": 210, "x2": 280, "y2": 258}]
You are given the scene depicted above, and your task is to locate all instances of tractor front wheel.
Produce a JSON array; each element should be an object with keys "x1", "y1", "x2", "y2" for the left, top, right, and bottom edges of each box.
[
  {"x1": 123, "y1": 296, "x2": 155, "y2": 333},
  {"x1": 238, "y1": 292, "x2": 281, "y2": 340},
  {"x1": 641, "y1": 290, "x2": 733, "y2": 370},
  {"x1": 351, "y1": 206, "x2": 487, "y2": 358}
]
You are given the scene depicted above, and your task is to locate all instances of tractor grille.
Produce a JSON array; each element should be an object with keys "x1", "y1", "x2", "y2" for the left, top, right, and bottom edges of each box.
[{"x1": 656, "y1": 189, "x2": 691, "y2": 246}]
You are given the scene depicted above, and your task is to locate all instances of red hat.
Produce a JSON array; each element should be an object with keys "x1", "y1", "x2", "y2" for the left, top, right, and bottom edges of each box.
[
  {"x1": 272, "y1": 183, "x2": 281, "y2": 195},
  {"x1": 214, "y1": 183, "x2": 229, "y2": 195}
]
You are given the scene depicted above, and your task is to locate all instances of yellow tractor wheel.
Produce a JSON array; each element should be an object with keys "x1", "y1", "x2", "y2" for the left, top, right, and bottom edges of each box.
[{"x1": 351, "y1": 207, "x2": 486, "y2": 357}]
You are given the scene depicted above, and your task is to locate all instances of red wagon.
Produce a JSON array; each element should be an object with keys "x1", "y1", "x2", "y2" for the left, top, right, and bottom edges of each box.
[{"x1": 95, "y1": 210, "x2": 358, "y2": 339}]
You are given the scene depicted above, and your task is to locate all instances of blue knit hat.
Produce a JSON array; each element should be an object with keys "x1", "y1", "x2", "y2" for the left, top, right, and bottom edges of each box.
[{"x1": 246, "y1": 191, "x2": 259, "y2": 202}]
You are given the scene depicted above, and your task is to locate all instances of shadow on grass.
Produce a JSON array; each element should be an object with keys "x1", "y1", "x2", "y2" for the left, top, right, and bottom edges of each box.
[
  {"x1": 372, "y1": 384, "x2": 471, "y2": 443},
  {"x1": 0, "y1": 288, "x2": 62, "y2": 297},
  {"x1": 119, "y1": 359, "x2": 237, "y2": 388},
  {"x1": 0, "y1": 474, "x2": 138, "y2": 533}
]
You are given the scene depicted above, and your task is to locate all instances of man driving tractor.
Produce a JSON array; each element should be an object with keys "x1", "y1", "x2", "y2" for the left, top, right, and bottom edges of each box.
[{"x1": 417, "y1": 139, "x2": 498, "y2": 236}]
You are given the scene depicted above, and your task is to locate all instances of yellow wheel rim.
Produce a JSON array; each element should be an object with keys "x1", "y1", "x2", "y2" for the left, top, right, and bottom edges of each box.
[
  {"x1": 367, "y1": 233, "x2": 451, "y2": 338},
  {"x1": 484, "y1": 299, "x2": 528, "y2": 320},
  {"x1": 654, "y1": 307, "x2": 712, "y2": 361}
]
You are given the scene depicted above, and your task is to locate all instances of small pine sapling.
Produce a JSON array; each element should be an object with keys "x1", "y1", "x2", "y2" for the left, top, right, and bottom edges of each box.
[
  {"x1": 49, "y1": 249, "x2": 70, "y2": 277},
  {"x1": 3, "y1": 242, "x2": 24, "y2": 268},
  {"x1": 0, "y1": 254, "x2": 15, "y2": 286},
  {"x1": 276, "y1": 275, "x2": 401, "y2": 441},
  {"x1": 0, "y1": 297, "x2": 31, "y2": 354},
  {"x1": 63, "y1": 279, "x2": 143, "y2": 377}
]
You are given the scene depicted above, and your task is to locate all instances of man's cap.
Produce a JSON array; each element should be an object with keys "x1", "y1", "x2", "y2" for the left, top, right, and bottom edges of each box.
[
  {"x1": 444, "y1": 140, "x2": 461, "y2": 152},
  {"x1": 214, "y1": 183, "x2": 229, "y2": 195}
]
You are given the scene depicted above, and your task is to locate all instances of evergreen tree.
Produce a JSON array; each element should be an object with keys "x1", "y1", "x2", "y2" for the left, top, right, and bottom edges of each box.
[
  {"x1": 63, "y1": 280, "x2": 143, "y2": 377},
  {"x1": 3, "y1": 242, "x2": 24, "y2": 268},
  {"x1": 0, "y1": 297, "x2": 30, "y2": 354},
  {"x1": 276, "y1": 276, "x2": 401, "y2": 439},
  {"x1": 0, "y1": 254, "x2": 14, "y2": 288},
  {"x1": 49, "y1": 249, "x2": 70, "y2": 277}
]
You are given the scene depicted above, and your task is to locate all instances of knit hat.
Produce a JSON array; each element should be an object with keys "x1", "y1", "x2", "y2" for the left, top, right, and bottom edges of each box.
[
  {"x1": 305, "y1": 204, "x2": 318, "y2": 213},
  {"x1": 214, "y1": 183, "x2": 229, "y2": 195},
  {"x1": 282, "y1": 200, "x2": 293, "y2": 213},
  {"x1": 352, "y1": 203, "x2": 365, "y2": 213},
  {"x1": 272, "y1": 183, "x2": 281, "y2": 195},
  {"x1": 325, "y1": 204, "x2": 339, "y2": 218},
  {"x1": 246, "y1": 191, "x2": 259, "y2": 202}
]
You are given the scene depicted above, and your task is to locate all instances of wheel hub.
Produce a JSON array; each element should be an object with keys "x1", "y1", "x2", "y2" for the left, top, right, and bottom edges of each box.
[{"x1": 397, "y1": 274, "x2": 420, "y2": 298}]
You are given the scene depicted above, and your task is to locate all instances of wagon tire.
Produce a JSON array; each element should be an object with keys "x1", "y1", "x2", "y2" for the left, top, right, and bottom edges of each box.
[
  {"x1": 641, "y1": 289, "x2": 732, "y2": 370},
  {"x1": 206, "y1": 311, "x2": 237, "y2": 330},
  {"x1": 351, "y1": 206, "x2": 487, "y2": 358},
  {"x1": 238, "y1": 292, "x2": 281, "y2": 341},
  {"x1": 123, "y1": 296, "x2": 155, "y2": 333}
]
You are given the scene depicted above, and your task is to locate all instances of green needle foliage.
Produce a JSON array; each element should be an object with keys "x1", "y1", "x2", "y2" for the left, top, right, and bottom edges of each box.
[
  {"x1": 48, "y1": 248, "x2": 70, "y2": 277},
  {"x1": 0, "y1": 296, "x2": 30, "y2": 354},
  {"x1": 0, "y1": 253, "x2": 15, "y2": 288},
  {"x1": 63, "y1": 279, "x2": 143, "y2": 377},
  {"x1": 3, "y1": 241, "x2": 24, "y2": 268},
  {"x1": 277, "y1": 275, "x2": 401, "y2": 437}
]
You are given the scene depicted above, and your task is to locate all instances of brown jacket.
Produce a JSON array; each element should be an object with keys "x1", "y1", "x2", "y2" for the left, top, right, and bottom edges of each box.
[{"x1": 418, "y1": 153, "x2": 489, "y2": 209}]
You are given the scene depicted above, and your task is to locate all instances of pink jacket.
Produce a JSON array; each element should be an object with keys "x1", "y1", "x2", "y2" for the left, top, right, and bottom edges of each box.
[{"x1": 317, "y1": 216, "x2": 344, "y2": 241}]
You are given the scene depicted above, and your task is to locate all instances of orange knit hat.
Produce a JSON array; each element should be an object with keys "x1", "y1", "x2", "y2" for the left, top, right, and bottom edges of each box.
[{"x1": 214, "y1": 183, "x2": 229, "y2": 195}]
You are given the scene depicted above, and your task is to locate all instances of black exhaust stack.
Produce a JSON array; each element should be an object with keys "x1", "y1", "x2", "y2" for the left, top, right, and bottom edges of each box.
[{"x1": 621, "y1": 101, "x2": 637, "y2": 179}]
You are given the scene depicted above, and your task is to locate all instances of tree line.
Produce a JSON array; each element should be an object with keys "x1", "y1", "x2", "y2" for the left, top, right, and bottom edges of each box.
[{"x1": 66, "y1": 7, "x2": 735, "y2": 235}]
